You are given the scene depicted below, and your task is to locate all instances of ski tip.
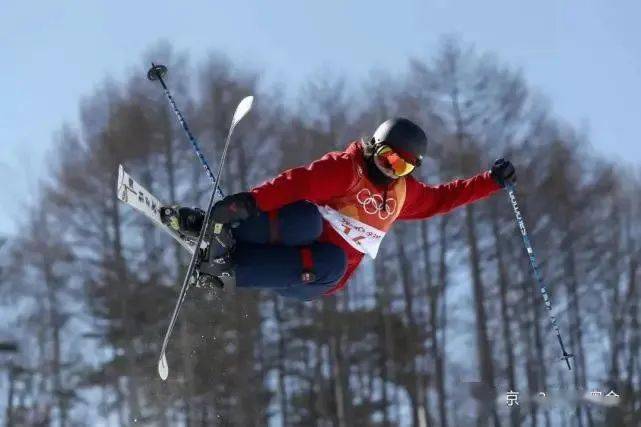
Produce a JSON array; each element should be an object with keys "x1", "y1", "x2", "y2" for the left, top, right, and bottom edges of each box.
[
  {"x1": 117, "y1": 165, "x2": 126, "y2": 200},
  {"x1": 158, "y1": 353, "x2": 169, "y2": 381},
  {"x1": 231, "y1": 96, "x2": 254, "y2": 126}
]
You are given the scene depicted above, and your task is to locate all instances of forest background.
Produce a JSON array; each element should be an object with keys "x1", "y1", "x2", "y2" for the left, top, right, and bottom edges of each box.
[
  {"x1": 1, "y1": 39, "x2": 640, "y2": 426},
  {"x1": 1, "y1": 2, "x2": 641, "y2": 426}
]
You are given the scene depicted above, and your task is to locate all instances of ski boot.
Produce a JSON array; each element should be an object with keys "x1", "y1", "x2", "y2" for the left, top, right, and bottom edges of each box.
[
  {"x1": 160, "y1": 205, "x2": 205, "y2": 239},
  {"x1": 197, "y1": 221, "x2": 236, "y2": 289},
  {"x1": 192, "y1": 271, "x2": 225, "y2": 290},
  {"x1": 161, "y1": 205, "x2": 237, "y2": 290}
]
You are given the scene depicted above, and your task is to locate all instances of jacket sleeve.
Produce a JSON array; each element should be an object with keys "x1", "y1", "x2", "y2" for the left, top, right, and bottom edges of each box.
[
  {"x1": 398, "y1": 171, "x2": 501, "y2": 220},
  {"x1": 251, "y1": 151, "x2": 358, "y2": 212}
]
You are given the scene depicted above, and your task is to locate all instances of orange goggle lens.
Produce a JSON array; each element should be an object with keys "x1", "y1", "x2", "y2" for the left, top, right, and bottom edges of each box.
[{"x1": 376, "y1": 146, "x2": 416, "y2": 176}]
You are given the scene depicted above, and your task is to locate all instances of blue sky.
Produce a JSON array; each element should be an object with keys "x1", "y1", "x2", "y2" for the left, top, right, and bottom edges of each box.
[{"x1": 1, "y1": 0, "x2": 640, "y2": 235}]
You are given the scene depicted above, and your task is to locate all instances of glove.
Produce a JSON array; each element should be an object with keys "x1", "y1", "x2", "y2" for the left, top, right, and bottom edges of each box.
[
  {"x1": 490, "y1": 158, "x2": 516, "y2": 188},
  {"x1": 177, "y1": 207, "x2": 205, "y2": 234},
  {"x1": 160, "y1": 206, "x2": 204, "y2": 237},
  {"x1": 211, "y1": 192, "x2": 260, "y2": 224}
]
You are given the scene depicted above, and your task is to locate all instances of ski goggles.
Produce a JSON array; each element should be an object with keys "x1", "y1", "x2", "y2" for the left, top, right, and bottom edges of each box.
[{"x1": 375, "y1": 145, "x2": 416, "y2": 176}]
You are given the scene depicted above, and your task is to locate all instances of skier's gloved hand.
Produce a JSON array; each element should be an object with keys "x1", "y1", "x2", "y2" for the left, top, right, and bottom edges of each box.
[
  {"x1": 177, "y1": 207, "x2": 205, "y2": 234},
  {"x1": 211, "y1": 192, "x2": 260, "y2": 224},
  {"x1": 490, "y1": 158, "x2": 516, "y2": 188}
]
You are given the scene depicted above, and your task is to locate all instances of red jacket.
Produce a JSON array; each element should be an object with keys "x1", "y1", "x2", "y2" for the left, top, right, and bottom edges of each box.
[{"x1": 251, "y1": 141, "x2": 500, "y2": 295}]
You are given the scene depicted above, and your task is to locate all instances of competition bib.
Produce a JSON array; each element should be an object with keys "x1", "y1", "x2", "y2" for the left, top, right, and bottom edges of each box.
[{"x1": 317, "y1": 205, "x2": 387, "y2": 259}]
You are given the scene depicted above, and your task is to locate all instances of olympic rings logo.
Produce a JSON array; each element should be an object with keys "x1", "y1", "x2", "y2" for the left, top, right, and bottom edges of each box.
[{"x1": 356, "y1": 188, "x2": 397, "y2": 220}]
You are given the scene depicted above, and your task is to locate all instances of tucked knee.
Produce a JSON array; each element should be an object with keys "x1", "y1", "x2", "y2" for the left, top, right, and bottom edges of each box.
[
  {"x1": 279, "y1": 201, "x2": 323, "y2": 244},
  {"x1": 293, "y1": 201, "x2": 322, "y2": 225}
]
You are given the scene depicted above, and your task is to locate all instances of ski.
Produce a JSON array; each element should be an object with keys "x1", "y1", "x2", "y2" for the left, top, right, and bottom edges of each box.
[
  {"x1": 116, "y1": 165, "x2": 197, "y2": 254},
  {"x1": 156, "y1": 95, "x2": 254, "y2": 381}
]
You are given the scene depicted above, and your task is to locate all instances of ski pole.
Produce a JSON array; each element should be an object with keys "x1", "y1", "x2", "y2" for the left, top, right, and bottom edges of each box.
[
  {"x1": 147, "y1": 63, "x2": 225, "y2": 198},
  {"x1": 505, "y1": 182, "x2": 574, "y2": 370}
]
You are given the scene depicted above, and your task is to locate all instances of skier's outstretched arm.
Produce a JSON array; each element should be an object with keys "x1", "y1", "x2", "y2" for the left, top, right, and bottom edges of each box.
[
  {"x1": 398, "y1": 159, "x2": 515, "y2": 220},
  {"x1": 251, "y1": 152, "x2": 358, "y2": 212}
]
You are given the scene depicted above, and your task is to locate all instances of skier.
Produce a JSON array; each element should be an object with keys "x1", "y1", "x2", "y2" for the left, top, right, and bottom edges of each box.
[{"x1": 161, "y1": 118, "x2": 515, "y2": 301}]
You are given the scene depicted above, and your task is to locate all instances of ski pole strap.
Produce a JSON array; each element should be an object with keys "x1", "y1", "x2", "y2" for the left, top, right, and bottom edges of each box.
[
  {"x1": 268, "y1": 210, "x2": 280, "y2": 243},
  {"x1": 299, "y1": 247, "x2": 316, "y2": 283}
]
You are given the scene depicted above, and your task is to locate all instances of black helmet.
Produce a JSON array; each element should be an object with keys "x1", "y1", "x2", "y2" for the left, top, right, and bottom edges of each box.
[{"x1": 372, "y1": 118, "x2": 428, "y2": 166}]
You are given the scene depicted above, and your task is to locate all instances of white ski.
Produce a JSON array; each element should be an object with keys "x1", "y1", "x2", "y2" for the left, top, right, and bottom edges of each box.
[
  {"x1": 157, "y1": 95, "x2": 254, "y2": 381},
  {"x1": 117, "y1": 164, "x2": 196, "y2": 255}
]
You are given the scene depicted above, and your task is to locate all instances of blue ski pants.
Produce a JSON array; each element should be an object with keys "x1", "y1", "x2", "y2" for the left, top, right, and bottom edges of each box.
[{"x1": 231, "y1": 201, "x2": 347, "y2": 301}]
